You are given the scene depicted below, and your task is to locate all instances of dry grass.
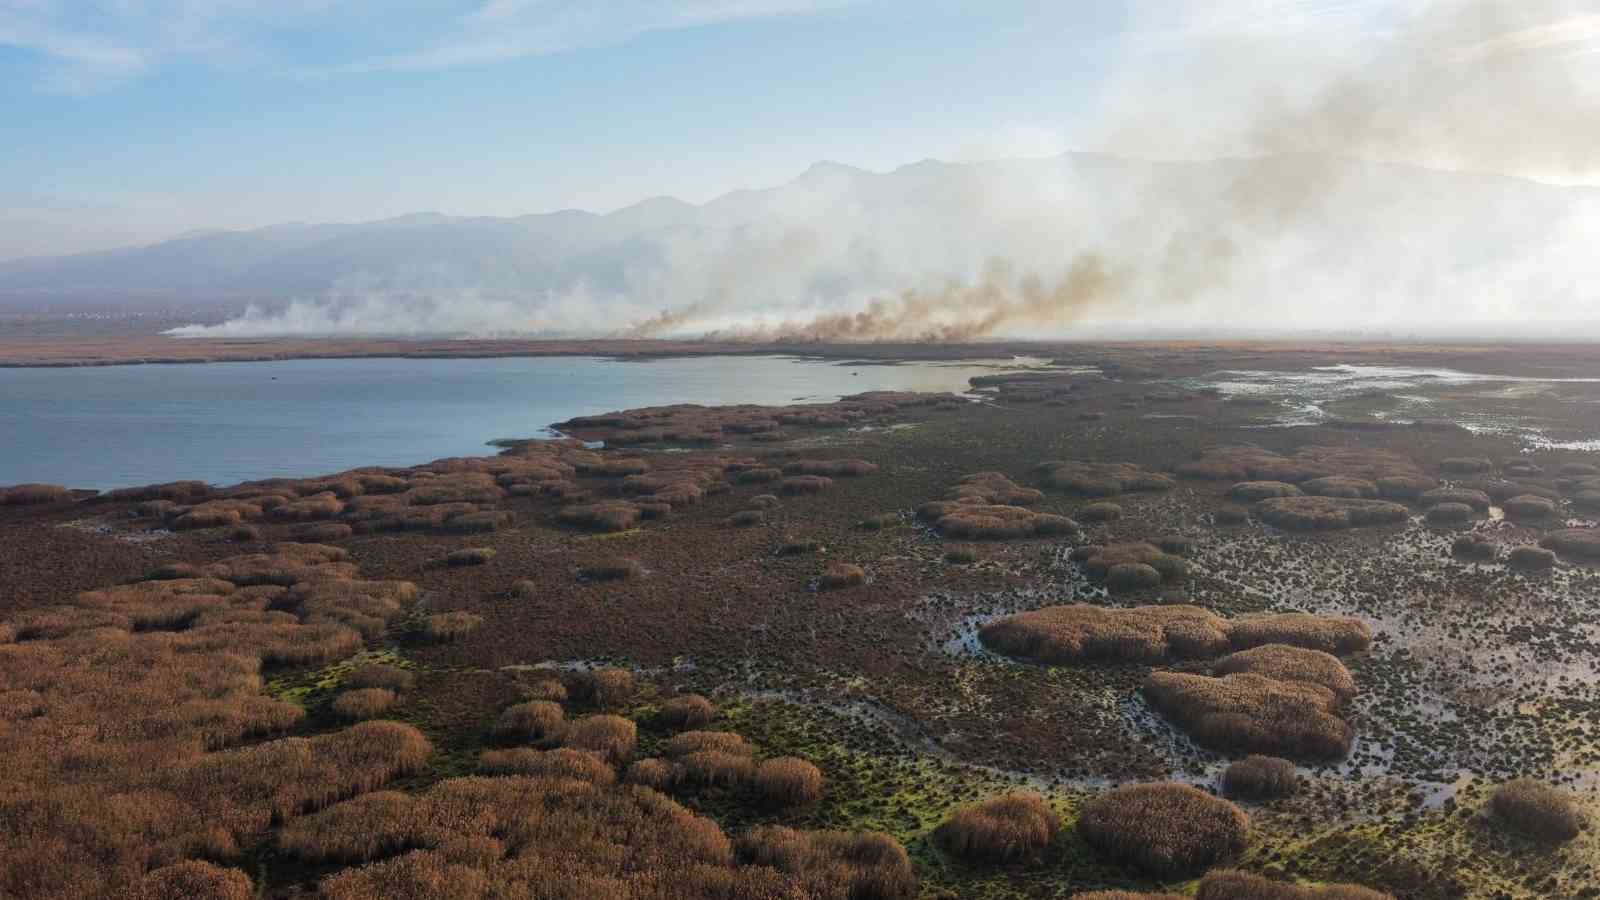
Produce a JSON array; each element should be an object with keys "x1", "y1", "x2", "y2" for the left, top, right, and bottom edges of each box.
[
  {"x1": 580, "y1": 667, "x2": 636, "y2": 708},
  {"x1": 935, "y1": 792, "x2": 1059, "y2": 863},
  {"x1": 1143, "y1": 672, "x2": 1353, "y2": 760},
  {"x1": 819, "y1": 562, "x2": 866, "y2": 590},
  {"x1": 1078, "y1": 501, "x2": 1122, "y2": 522},
  {"x1": 293, "y1": 522, "x2": 354, "y2": 542},
  {"x1": 477, "y1": 748, "x2": 615, "y2": 784},
  {"x1": 1194, "y1": 870, "x2": 1394, "y2": 899},
  {"x1": 1076, "y1": 783, "x2": 1249, "y2": 876},
  {"x1": 672, "y1": 750, "x2": 757, "y2": 789},
  {"x1": 626, "y1": 758, "x2": 676, "y2": 790},
  {"x1": 492, "y1": 700, "x2": 564, "y2": 741},
  {"x1": 659, "y1": 694, "x2": 717, "y2": 729},
  {"x1": 0, "y1": 482, "x2": 73, "y2": 506},
  {"x1": 332, "y1": 688, "x2": 398, "y2": 721},
  {"x1": 558, "y1": 714, "x2": 637, "y2": 764},
  {"x1": 270, "y1": 492, "x2": 346, "y2": 521},
  {"x1": 1213, "y1": 645, "x2": 1355, "y2": 700},
  {"x1": 421, "y1": 612, "x2": 483, "y2": 642},
  {"x1": 1222, "y1": 755, "x2": 1300, "y2": 801},
  {"x1": 1489, "y1": 779, "x2": 1583, "y2": 842},
  {"x1": 979, "y1": 604, "x2": 1232, "y2": 664},
  {"x1": 1076, "y1": 543, "x2": 1186, "y2": 582}
]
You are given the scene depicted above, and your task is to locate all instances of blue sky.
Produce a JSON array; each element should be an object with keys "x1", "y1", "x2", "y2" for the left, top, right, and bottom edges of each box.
[{"x1": 3, "y1": 1, "x2": 1597, "y2": 258}]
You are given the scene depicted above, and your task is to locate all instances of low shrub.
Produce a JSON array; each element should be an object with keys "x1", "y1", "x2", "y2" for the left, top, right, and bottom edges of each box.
[
  {"x1": 979, "y1": 604, "x2": 1232, "y2": 664},
  {"x1": 1231, "y1": 481, "x2": 1302, "y2": 501},
  {"x1": 754, "y1": 757, "x2": 826, "y2": 807},
  {"x1": 1213, "y1": 644, "x2": 1356, "y2": 699},
  {"x1": 930, "y1": 504, "x2": 1078, "y2": 540},
  {"x1": 294, "y1": 522, "x2": 354, "y2": 542},
  {"x1": 1079, "y1": 501, "x2": 1123, "y2": 522},
  {"x1": 1508, "y1": 546, "x2": 1557, "y2": 571},
  {"x1": 735, "y1": 826, "x2": 916, "y2": 900},
  {"x1": 1076, "y1": 783, "x2": 1249, "y2": 876},
  {"x1": 1226, "y1": 613, "x2": 1372, "y2": 654},
  {"x1": 346, "y1": 663, "x2": 415, "y2": 692},
  {"x1": 492, "y1": 700, "x2": 564, "y2": 741},
  {"x1": 1425, "y1": 503, "x2": 1475, "y2": 525},
  {"x1": 1503, "y1": 494, "x2": 1558, "y2": 521},
  {"x1": 663, "y1": 730, "x2": 752, "y2": 759},
  {"x1": 445, "y1": 510, "x2": 514, "y2": 534},
  {"x1": 1038, "y1": 461, "x2": 1174, "y2": 495},
  {"x1": 1376, "y1": 474, "x2": 1436, "y2": 499},
  {"x1": 948, "y1": 472, "x2": 1044, "y2": 506},
  {"x1": 1195, "y1": 870, "x2": 1394, "y2": 899},
  {"x1": 1143, "y1": 671, "x2": 1353, "y2": 760},
  {"x1": 134, "y1": 860, "x2": 253, "y2": 900},
  {"x1": 1540, "y1": 528, "x2": 1600, "y2": 561},
  {"x1": 780, "y1": 475, "x2": 834, "y2": 495},
  {"x1": 1452, "y1": 534, "x2": 1497, "y2": 561},
  {"x1": 1222, "y1": 755, "x2": 1300, "y2": 800},
  {"x1": 626, "y1": 757, "x2": 675, "y2": 790},
  {"x1": 1489, "y1": 778, "x2": 1583, "y2": 841},
  {"x1": 332, "y1": 687, "x2": 398, "y2": 720},
  {"x1": 583, "y1": 667, "x2": 636, "y2": 708},
  {"x1": 1301, "y1": 476, "x2": 1378, "y2": 499},
  {"x1": 1441, "y1": 456, "x2": 1493, "y2": 474},
  {"x1": 1256, "y1": 497, "x2": 1409, "y2": 531},
  {"x1": 1420, "y1": 487, "x2": 1491, "y2": 510},
  {"x1": 1105, "y1": 563, "x2": 1162, "y2": 593},
  {"x1": 558, "y1": 714, "x2": 637, "y2": 764},
  {"x1": 819, "y1": 562, "x2": 866, "y2": 590},
  {"x1": 442, "y1": 547, "x2": 496, "y2": 567},
  {"x1": 422, "y1": 611, "x2": 483, "y2": 642},
  {"x1": 945, "y1": 546, "x2": 980, "y2": 564},
  {"x1": 784, "y1": 459, "x2": 879, "y2": 477},
  {"x1": 578, "y1": 557, "x2": 643, "y2": 581},
  {"x1": 556, "y1": 501, "x2": 642, "y2": 532},
  {"x1": 935, "y1": 791, "x2": 1059, "y2": 863},
  {"x1": 659, "y1": 694, "x2": 717, "y2": 729},
  {"x1": 0, "y1": 483, "x2": 72, "y2": 506},
  {"x1": 478, "y1": 747, "x2": 615, "y2": 785},
  {"x1": 1076, "y1": 543, "x2": 1186, "y2": 582}
]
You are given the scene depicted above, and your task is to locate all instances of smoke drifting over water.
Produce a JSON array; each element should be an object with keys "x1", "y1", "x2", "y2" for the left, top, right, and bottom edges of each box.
[{"x1": 172, "y1": 0, "x2": 1600, "y2": 342}]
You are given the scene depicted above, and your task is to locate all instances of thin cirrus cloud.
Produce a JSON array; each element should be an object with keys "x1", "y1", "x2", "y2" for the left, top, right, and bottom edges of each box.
[{"x1": 0, "y1": 0, "x2": 868, "y2": 91}]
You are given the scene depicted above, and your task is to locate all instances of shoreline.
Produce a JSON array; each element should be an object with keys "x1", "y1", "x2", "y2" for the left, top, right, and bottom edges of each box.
[{"x1": 3, "y1": 335, "x2": 1600, "y2": 378}]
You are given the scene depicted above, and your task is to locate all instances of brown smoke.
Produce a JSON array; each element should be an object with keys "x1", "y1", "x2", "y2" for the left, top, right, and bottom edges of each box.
[{"x1": 616, "y1": 0, "x2": 1597, "y2": 343}]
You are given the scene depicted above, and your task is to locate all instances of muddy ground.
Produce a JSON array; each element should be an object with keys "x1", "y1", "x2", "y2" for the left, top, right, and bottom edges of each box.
[{"x1": 6, "y1": 343, "x2": 1600, "y2": 897}]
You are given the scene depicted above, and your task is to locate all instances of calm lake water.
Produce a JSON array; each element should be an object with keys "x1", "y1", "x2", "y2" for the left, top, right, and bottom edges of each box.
[{"x1": 0, "y1": 355, "x2": 1012, "y2": 490}]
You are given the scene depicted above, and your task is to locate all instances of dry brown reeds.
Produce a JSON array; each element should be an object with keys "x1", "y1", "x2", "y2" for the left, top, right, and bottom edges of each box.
[
  {"x1": 442, "y1": 547, "x2": 496, "y2": 567},
  {"x1": 1540, "y1": 528, "x2": 1600, "y2": 561},
  {"x1": 948, "y1": 472, "x2": 1044, "y2": 506},
  {"x1": 979, "y1": 604, "x2": 1232, "y2": 664},
  {"x1": 345, "y1": 663, "x2": 415, "y2": 692},
  {"x1": 735, "y1": 825, "x2": 917, "y2": 900},
  {"x1": 1213, "y1": 645, "x2": 1356, "y2": 700},
  {"x1": 557, "y1": 501, "x2": 642, "y2": 532},
  {"x1": 1221, "y1": 755, "x2": 1300, "y2": 801},
  {"x1": 557, "y1": 714, "x2": 637, "y2": 764},
  {"x1": 784, "y1": 459, "x2": 879, "y2": 477},
  {"x1": 1143, "y1": 671, "x2": 1353, "y2": 760},
  {"x1": 1076, "y1": 783, "x2": 1249, "y2": 876},
  {"x1": 477, "y1": 747, "x2": 615, "y2": 784},
  {"x1": 492, "y1": 700, "x2": 564, "y2": 741},
  {"x1": 1231, "y1": 481, "x2": 1302, "y2": 501},
  {"x1": 754, "y1": 758, "x2": 825, "y2": 807},
  {"x1": 935, "y1": 792, "x2": 1059, "y2": 863},
  {"x1": 923, "y1": 503, "x2": 1077, "y2": 540},
  {"x1": 421, "y1": 612, "x2": 483, "y2": 642},
  {"x1": 1194, "y1": 870, "x2": 1394, "y2": 899},
  {"x1": 780, "y1": 475, "x2": 834, "y2": 495},
  {"x1": 1509, "y1": 546, "x2": 1557, "y2": 571},
  {"x1": 659, "y1": 694, "x2": 717, "y2": 729},
  {"x1": 332, "y1": 688, "x2": 397, "y2": 721},
  {"x1": 1037, "y1": 461, "x2": 1174, "y2": 496},
  {"x1": 0, "y1": 482, "x2": 72, "y2": 506},
  {"x1": 1489, "y1": 779, "x2": 1583, "y2": 842},
  {"x1": 819, "y1": 562, "x2": 866, "y2": 589},
  {"x1": 1256, "y1": 497, "x2": 1409, "y2": 531},
  {"x1": 1226, "y1": 613, "x2": 1372, "y2": 654},
  {"x1": 133, "y1": 860, "x2": 253, "y2": 900}
]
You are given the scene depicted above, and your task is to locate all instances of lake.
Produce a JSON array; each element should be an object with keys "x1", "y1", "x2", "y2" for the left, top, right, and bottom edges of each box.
[{"x1": 0, "y1": 355, "x2": 1014, "y2": 490}]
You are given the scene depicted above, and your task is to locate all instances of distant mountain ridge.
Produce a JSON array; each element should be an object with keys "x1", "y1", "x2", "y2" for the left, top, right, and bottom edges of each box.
[{"x1": 3, "y1": 153, "x2": 1595, "y2": 338}]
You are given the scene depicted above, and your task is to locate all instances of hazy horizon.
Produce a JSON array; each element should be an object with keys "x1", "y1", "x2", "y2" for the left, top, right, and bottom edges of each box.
[{"x1": 5, "y1": 0, "x2": 1600, "y2": 340}]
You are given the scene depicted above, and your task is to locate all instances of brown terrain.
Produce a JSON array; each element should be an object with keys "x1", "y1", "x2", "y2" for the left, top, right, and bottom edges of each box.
[{"x1": 3, "y1": 341, "x2": 1600, "y2": 899}]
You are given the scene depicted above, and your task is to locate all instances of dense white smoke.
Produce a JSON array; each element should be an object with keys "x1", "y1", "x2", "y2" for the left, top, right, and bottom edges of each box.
[{"x1": 171, "y1": 0, "x2": 1600, "y2": 341}]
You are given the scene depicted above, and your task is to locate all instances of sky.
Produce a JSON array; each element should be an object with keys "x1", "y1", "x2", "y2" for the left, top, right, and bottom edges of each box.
[{"x1": 3, "y1": 0, "x2": 1598, "y2": 260}]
